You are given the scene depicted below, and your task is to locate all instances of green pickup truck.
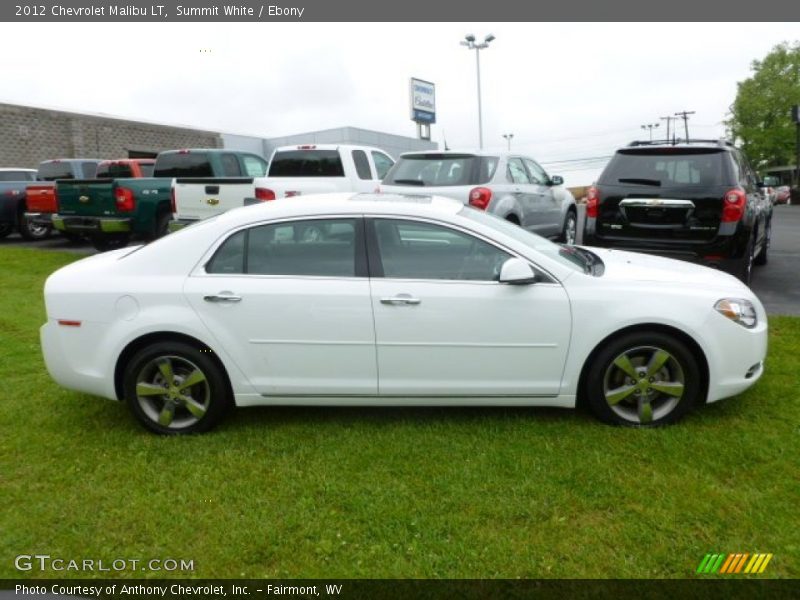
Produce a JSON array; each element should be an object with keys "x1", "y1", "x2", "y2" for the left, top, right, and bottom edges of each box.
[{"x1": 53, "y1": 149, "x2": 268, "y2": 251}]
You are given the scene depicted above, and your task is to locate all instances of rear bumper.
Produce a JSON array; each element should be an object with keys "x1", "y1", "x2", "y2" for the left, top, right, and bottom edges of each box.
[
  {"x1": 53, "y1": 215, "x2": 131, "y2": 234},
  {"x1": 167, "y1": 218, "x2": 197, "y2": 233},
  {"x1": 24, "y1": 212, "x2": 53, "y2": 227},
  {"x1": 583, "y1": 219, "x2": 748, "y2": 271}
]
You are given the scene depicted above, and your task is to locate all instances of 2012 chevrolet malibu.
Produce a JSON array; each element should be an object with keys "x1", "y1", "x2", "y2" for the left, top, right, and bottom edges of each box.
[{"x1": 41, "y1": 193, "x2": 768, "y2": 434}]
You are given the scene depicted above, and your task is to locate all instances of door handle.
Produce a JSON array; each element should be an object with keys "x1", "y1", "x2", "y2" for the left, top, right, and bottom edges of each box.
[
  {"x1": 203, "y1": 293, "x2": 242, "y2": 303},
  {"x1": 380, "y1": 294, "x2": 421, "y2": 306}
]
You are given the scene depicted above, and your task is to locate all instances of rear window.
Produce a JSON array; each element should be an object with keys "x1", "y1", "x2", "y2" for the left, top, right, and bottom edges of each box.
[
  {"x1": 268, "y1": 150, "x2": 345, "y2": 177},
  {"x1": 96, "y1": 163, "x2": 134, "y2": 178},
  {"x1": 38, "y1": 162, "x2": 77, "y2": 181},
  {"x1": 599, "y1": 149, "x2": 728, "y2": 187},
  {"x1": 154, "y1": 152, "x2": 213, "y2": 178},
  {"x1": 139, "y1": 163, "x2": 155, "y2": 177},
  {"x1": 0, "y1": 171, "x2": 36, "y2": 182},
  {"x1": 383, "y1": 154, "x2": 498, "y2": 187}
]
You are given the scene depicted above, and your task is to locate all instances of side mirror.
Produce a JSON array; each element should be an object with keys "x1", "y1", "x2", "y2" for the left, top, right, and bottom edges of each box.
[
  {"x1": 499, "y1": 258, "x2": 538, "y2": 285},
  {"x1": 550, "y1": 175, "x2": 564, "y2": 186}
]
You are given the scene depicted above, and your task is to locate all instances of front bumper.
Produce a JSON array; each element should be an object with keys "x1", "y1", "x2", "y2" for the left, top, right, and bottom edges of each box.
[{"x1": 53, "y1": 215, "x2": 131, "y2": 234}]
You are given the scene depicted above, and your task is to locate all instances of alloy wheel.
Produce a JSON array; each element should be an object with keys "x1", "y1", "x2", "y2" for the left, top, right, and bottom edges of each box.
[{"x1": 134, "y1": 355, "x2": 211, "y2": 430}]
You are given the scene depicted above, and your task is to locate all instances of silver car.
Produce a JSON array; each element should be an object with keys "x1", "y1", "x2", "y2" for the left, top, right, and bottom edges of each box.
[{"x1": 381, "y1": 151, "x2": 578, "y2": 244}]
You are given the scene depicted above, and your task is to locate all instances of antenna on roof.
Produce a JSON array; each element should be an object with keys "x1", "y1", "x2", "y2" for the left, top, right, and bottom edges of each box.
[{"x1": 442, "y1": 131, "x2": 450, "y2": 151}]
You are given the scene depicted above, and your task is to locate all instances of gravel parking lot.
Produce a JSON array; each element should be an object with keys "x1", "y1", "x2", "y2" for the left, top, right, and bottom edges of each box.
[{"x1": 2, "y1": 204, "x2": 798, "y2": 315}]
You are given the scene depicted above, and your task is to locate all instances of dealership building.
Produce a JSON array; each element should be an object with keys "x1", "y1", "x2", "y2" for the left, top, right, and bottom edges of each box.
[{"x1": 0, "y1": 102, "x2": 437, "y2": 169}]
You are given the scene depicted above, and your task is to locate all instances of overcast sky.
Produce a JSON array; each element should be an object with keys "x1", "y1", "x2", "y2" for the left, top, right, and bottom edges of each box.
[{"x1": 1, "y1": 22, "x2": 797, "y2": 185}]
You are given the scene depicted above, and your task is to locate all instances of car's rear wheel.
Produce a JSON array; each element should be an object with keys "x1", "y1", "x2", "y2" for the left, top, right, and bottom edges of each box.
[
  {"x1": 754, "y1": 222, "x2": 770, "y2": 266},
  {"x1": 739, "y1": 235, "x2": 755, "y2": 285},
  {"x1": 560, "y1": 209, "x2": 577, "y2": 245},
  {"x1": 585, "y1": 332, "x2": 700, "y2": 427},
  {"x1": 17, "y1": 213, "x2": 52, "y2": 241},
  {"x1": 123, "y1": 341, "x2": 230, "y2": 435},
  {"x1": 91, "y1": 234, "x2": 130, "y2": 252}
]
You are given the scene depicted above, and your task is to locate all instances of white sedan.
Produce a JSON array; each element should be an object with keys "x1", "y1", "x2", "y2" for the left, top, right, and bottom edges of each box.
[{"x1": 41, "y1": 193, "x2": 768, "y2": 434}]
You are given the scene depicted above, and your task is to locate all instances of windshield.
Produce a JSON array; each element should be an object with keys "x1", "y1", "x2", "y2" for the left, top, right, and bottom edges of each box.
[{"x1": 460, "y1": 207, "x2": 592, "y2": 273}]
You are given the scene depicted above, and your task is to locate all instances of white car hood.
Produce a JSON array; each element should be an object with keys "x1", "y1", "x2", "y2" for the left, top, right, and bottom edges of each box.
[{"x1": 588, "y1": 247, "x2": 746, "y2": 291}]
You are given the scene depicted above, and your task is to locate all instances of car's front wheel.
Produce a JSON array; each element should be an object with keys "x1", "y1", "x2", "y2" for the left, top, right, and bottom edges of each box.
[
  {"x1": 560, "y1": 209, "x2": 577, "y2": 245},
  {"x1": 123, "y1": 341, "x2": 231, "y2": 434},
  {"x1": 585, "y1": 331, "x2": 701, "y2": 427}
]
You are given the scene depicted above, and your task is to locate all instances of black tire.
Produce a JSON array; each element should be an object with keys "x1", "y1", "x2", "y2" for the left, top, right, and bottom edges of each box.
[
  {"x1": 123, "y1": 341, "x2": 231, "y2": 435},
  {"x1": 505, "y1": 214, "x2": 520, "y2": 225},
  {"x1": 585, "y1": 331, "x2": 701, "y2": 427},
  {"x1": 17, "y1": 213, "x2": 52, "y2": 241},
  {"x1": 560, "y1": 208, "x2": 577, "y2": 245},
  {"x1": 754, "y1": 223, "x2": 769, "y2": 266},
  {"x1": 153, "y1": 210, "x2": 171, "y2": 239},
  {"x1": 0, "y1": 222, "x2": 13, "y2": 239},
  {"x1": 91, "y1": 234, "x2": 130, "y2": 252},
  {"x1": 738, "y1": 235, "x2": 755, "y2": 285}
]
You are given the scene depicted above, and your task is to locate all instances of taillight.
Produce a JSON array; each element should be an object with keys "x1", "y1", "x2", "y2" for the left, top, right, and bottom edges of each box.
[
  {"x1": 170, "y1": 186, "x2": 176, "y2": 214},
  {"x1": 586, "y1": 186, "x2": 600, "y2": 218},
  {"x1": 721, "y1": 188, "x2": 746, "y2": 222},
  {"x1": 255, "y1": 188, "x2": 276, "y2": 201},
  {"x1": 114, "y1": 187, "x2": 135, "y2": 212},
  {"x1": 468, "y1": 187, "x2": 492, "y2": 210}
]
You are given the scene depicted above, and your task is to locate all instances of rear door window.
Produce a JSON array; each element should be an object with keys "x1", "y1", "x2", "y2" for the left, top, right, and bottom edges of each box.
[
  {"x1": 507, "y1": 158, "x2": 531, "y2": 184},
  {"x1": 242, "y1": 156, "x2": 268, "y2": 177},
  {"x1": 221, "y1": 154, "x2": 243, "y2": 177},
  {"x1": 371, "y1": 152, "x2": 395, "y2": 179},
  {"x1": 38, "y1": 162, "x2": 77, "y2": 180},
  {"x1": 352, "y1": 150, "x2": 373, "y2": 180},
  {"x1": 268, "y1": 150, "x2": 345, "y2": 177},
  {"x1": 154, "y1": 153, "x2": 213, "y2": 178}
]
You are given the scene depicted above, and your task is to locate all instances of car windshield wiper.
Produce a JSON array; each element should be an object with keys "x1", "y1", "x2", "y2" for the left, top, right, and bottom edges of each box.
[
  {"x1": 617, "y1": 178, "x2": 662, "y2": 186},
  {"x1": 390, "y1": 179, "x2": 426, "y2": 186}
]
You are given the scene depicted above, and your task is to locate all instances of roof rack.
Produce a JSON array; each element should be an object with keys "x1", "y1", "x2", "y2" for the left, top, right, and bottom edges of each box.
[{"x1": 628, "y1": 138, "x2": 734, "y2": 147}]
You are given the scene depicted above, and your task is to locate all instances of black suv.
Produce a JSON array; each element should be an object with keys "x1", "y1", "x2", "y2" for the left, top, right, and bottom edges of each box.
[{"x1": 583, "y1": 140, "x2": 772, "y2": 284}]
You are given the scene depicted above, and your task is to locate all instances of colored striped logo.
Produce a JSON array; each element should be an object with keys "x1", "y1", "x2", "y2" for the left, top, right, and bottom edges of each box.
[{"x1": 696, "y1": 553, "x2": 773, "y2": 574}]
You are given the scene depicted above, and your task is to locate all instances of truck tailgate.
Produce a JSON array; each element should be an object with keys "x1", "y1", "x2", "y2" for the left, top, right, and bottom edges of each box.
[
  {"x1": 173, "y1": 178, "x2": 255, "y2": 221},
  {"x1": 26, "y1": 183, "x2": 57, "y2": 213},
  {"x1": 258, "y1": 177, "x2": 351, "y2": 199},
  {"x1": 56, "y1": 179, "x2": 118, "y2": 216}
]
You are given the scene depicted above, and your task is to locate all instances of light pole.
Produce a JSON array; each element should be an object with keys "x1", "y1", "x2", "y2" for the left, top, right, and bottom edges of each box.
[
  {"x1": 461, "y1": 33, "x2": 495, "y2": 149},
  {"x1": 640, "y1": 122, "x2": 660, "y2": 141},
  {"x1": 502, "y1": 133, "x2": 514, "y2": 151}
]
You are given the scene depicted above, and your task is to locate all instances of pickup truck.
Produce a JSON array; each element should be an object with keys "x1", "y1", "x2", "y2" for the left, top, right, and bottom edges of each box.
[
  {"x1": 0, "y1": 168, "x2": 38, "y2": 239},
  {"x1": 24, "y1": 159, "x2": 104, "y2": 240},
  {"x1": 53, "y1": 149, "x2": 268, "y2": 251},
  {"x1": 170, "y1": 144, "x2": 395, "y2": 229}
]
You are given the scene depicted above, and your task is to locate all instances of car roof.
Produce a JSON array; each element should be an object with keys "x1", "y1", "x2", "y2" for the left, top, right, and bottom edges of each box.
[
  {"x1": 0, "y1": 168, "x2": 36, "y2": 172},
  {"x1": 218, "y1": 192, "x2": 464, "y2": 226},
  {"x1": 273, "y1": 144, "x2": 387, "y2": 153},
  {"x1": 621, "y1": 139, "x2": 734, "y2": 151}
]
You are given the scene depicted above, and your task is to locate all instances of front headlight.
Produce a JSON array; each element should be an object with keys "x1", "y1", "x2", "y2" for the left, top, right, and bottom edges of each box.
[{"x1": 714, "y1": 298, "x2": 757, "y2": 328}]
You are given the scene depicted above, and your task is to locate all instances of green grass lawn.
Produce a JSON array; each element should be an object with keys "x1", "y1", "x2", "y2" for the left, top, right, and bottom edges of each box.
[{"x1": 1, "y1": 246, "x2": 798, "y2": 579}]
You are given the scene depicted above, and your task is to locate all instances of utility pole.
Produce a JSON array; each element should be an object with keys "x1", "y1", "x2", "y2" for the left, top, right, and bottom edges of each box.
[
  {"x1": 674, "y1": 110, "x2": 696, "y2": 141},
  {"x1": 660, "y1": 116, "x2": 676, "y2": 142}
]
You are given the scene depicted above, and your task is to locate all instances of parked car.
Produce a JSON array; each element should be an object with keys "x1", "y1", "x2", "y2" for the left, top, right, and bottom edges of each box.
[
  {"x1": 0, "y1": 168, "x2": 37, "y2": 239},
  {"x1": 583, "y1": 140, "x2": 773, "y2": 285},
  {"x1": 24, "y1": 159, "x2": 104, "y2": 240},
  {"x1": 170, "y1": 144, "x2": 394, "y2": 230},
  {"x1": 41, "y1": 193, "x2": 767, "y2": 434},
  {"x1": 52, "y1": 149, "x2": 267, "y2": 251},
  {"x1": 381, "y1": 151, "x2": 578, "y2": 244},
  {"x1": 774, "y1": 185, "x2": 791, "y2": 205}
]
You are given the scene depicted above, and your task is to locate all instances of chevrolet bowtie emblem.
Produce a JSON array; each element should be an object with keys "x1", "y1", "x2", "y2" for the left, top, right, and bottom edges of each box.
[
  {"x1": 206, "y1": 198, "x2": 219, "y2": 206},
  {"x1": 79, "y1": 195, "x2": 90, "y2": 203}
]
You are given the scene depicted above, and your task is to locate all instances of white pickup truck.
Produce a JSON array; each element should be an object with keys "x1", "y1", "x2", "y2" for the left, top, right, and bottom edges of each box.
[{"x1": 170, "y1": 144, "x2": 395, "y2": 229}]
